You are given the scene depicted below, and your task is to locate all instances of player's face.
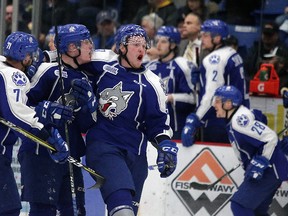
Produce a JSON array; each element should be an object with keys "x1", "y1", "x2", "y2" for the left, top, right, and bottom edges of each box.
[
  {"x1": 77, "y1": 38, "x2": 94, "y2": 64},
  {"x1": 212, "y1": 97, "x2": 226, "y2": 118},
  {"x1": 200, "y1": 32, "x2": 213, "y2": 50},
  {"x1": 125, "y1": 36, "x2": 147, "y2": 68},
  {"x1": 156, "y1": 36, "x2": 170, "y2": 57}
]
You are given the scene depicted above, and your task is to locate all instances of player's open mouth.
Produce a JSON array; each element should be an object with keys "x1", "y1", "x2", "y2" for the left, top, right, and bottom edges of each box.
[{"x1": 137, "y1": 55, "x2": 143, "y2": 61}]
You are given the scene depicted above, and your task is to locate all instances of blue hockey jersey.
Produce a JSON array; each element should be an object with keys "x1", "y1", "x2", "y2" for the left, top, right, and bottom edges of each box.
[
  {"x1": 145, "y1": 57, "x2": 197, "y2": 139},
  {"x1": 228, "y1": 105, "x2": 288, "y2": 180},
  {"x1": 20, "y1": 62, "x2": 96, "y2": 158},
  {"x1": 81, "y1": 50, "x2": 173, "y2": 155}
]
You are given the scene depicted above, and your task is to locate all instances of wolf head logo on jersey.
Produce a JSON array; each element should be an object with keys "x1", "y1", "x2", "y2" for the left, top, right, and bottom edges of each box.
[
  {"x1": 99, "y1": 82, "x2": 134, "y2": 120},
  {"x1": 236, "y1": 114, "x2": 249, "y2": 127}
]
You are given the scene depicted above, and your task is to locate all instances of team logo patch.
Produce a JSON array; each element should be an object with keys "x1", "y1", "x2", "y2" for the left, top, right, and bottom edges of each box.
[
  {"x1": 172, "y1": 148, "x2": 237, "y2": 215},
  {"x1": 103, "y1": 64, "x2": 118, "y2": 75},
  {"x1": 12, "y1": 71, "x2": 27, "y2": 86},
  {"x1": 99, "y1": 82, "x2": 134, "y2": 120},
  {"x1": 209, "y1": 54, "x2": 220, "y2": 64},
  {"x1": 236, "y1": 114, "x2": 249, "y2": 127}
]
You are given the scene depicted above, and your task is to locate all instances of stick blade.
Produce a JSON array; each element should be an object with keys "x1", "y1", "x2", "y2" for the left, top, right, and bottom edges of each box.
[
  {"x1": 190, "y1": 182, "x2": 211, "y2": 190},
  {"x1": 88, "y1": 177, "x2": 105, "y2": 189}
]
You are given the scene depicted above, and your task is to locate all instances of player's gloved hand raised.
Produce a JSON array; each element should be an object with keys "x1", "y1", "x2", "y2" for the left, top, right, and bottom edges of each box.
[
  {"x1": 71, "y1": 78, "x2": 97, "y2": 120},
  {"x1": 181, "y1": 113, "x2": 201, "y2": 147},
  {"x1": 156, "y1": 140, "x2": 178, "y2": 178},
  {"x1": 47, "y1": 128, "x2": 69, "y2": 164},
  {"x1": 245, "y1": 155, "x2": 270, "y2": 181},
  {"x1": 252, "y1": 109, "x2": 268, "y2": 125},
  {"x1": 26, "y1": 48, "x2": 44, "y2": 79},
  {"x1": 35, "y1": 101, "x2": 74, "y2": 127}
]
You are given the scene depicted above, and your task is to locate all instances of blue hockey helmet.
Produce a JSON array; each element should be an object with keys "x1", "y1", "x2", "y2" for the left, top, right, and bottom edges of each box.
[
  {"x1": 55, "y1": 24, "x2": 91, "y2": 54},
  {"x1": 156, "y1": 26, "x2": 181, "y2": 44},
  {"x1": 114, "y1": 24, "x2": 150, "y2": 52},
  {"x1": 3, "y1": 31, "x2": 38, "y2": 61},
  {"x1": 214, "y1": 85, "x2": 242, "y2": 107},
  {"x1": 201, "y1": 19, "x2": 229, "y2": 39}
]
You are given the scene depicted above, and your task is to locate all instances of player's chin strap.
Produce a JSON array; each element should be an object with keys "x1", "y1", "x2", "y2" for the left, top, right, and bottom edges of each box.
[
  {"x1": 64, "y1": 49, "x2": 81, "y2": 68},
  {"x1": 119, "y1": 46, "x2": 135, "y2": 69}
]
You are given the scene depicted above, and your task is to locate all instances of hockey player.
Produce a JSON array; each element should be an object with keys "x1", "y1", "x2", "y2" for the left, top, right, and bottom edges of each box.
[
  {"x1": 80, "y1": 24, "x2": 178, "y2": 216},
  {"x1": 212, "y1": 85, "x2": 288, "y2": 215},
  {"x1": 145, "y1": 26, "x2": 197, "y2": 140},
  {"x1": 0, "y1": 32, "x2": 69, "y2": 216},
  {"x1": 181, "y1": 19, "x2": 250, "y2": 146},
  {"x1": 18, "y1": 24, "x2": 97, "y2": 216}
]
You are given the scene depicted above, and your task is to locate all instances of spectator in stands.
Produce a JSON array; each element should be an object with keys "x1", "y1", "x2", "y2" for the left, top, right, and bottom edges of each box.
[
  {"x1": 5, "y1": 3, "x2": 30, "y2": 38},
  {"x1": 145, "y1": 26, "x2": 197, "y2": 139},
  {"x1": 177, "y1": 0, "x2": 220, "y2": 23},
  {"x1": 132, "y1": 0, "x2": 178, "y2": 26},
  {"x1": 92, "y1": 9, "x2": 118, "y2": 49},
  {"x1": 141, "y1": 13, "x2": 164, "y2": 62},
  {"x1": 275, "y1": 6, "x2": 288, "y2": 46},
  {"x1": 218, "y1": 0, "x2": 262, "y2": 25},
  {"x1": 244, "y1": 21, "x2": 288, "y2": 82},
  {"x1": 179, "y1": 12, "x2": 202, "y2": 67}
]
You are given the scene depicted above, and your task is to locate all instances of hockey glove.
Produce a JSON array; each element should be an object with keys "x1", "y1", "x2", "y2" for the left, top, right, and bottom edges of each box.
[
  {"x1": 181, "y1": 113, "x2": 201, "y2": 147},
  {"x1": 280, "y1": 136, "x2": 288, "y2": 155},
  {"x1": 47, "y1": 128, "x2": 69, "y2": 164},
  {"x1": 35, "y1": 100, "x2": 74, "y2": 127},
  {"x1": 191, "y1": 69, "x2": 200, "y2": 86},
  {"x1": 26, "y1": 48, "x2": 44, "y2": 79},
  {"x1": 71, "y1": 78, "x2": 97, "y2": 120},
  {"x1": 156, "y1": 140, "x2": 178, "y2": 178},
  {"x1": 245, "y1": 155, "x2": 270, "y2": 181},
  {"x1": 282, "y1": 88, "x2": 288, "y2": 108}
]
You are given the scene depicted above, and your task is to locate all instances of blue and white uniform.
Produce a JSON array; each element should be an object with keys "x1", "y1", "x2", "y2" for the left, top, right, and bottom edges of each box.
[
  {"x1": 197, "y1": 46, "x2": 249, "y2": 142},
  {"x1": 81, "y1": 49, "x2": 172, "y2": 210},
  {"x1": 18, "y1": 62, "x2": 95, "y2": 214},
  {"x1": 0, "y1": 60, "x2": 46, "y2": 215},
  {"x1": 227, "y1": 105, "x2": 288, "y2": 213},
  {"x1": 145, "y1": 57, "x2": 196, "y2": 140}
]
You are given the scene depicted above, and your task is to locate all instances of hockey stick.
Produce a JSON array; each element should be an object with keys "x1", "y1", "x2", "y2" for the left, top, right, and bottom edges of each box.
[
  {"x1": 52, "y1": 3, "x2": 78, "y2": 214},
  {"x1": 190, "y1": 164, "x2": 241, "y2": 190},
  {"x1": 0, "y1": 117, "x2": 105, "y2": 188}
]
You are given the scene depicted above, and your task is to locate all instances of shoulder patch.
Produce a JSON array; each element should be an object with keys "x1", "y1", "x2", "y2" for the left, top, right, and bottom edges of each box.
[
  {"x1": 12, "y1": 71, "x2": 27, "y2": 86},
  {"x1": 236, "y1": 114, "x2": 249, "y2": 127},
  {"x1": 103, "y1": 64, "x2": 118, "y2": 75},
  {"x1": 209, "y1": 54, "x2": 220, "y2": 64}
]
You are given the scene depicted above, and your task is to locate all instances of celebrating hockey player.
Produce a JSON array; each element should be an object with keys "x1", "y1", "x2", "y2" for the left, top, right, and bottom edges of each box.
[
  {"x1": 18, "y1": 24, "x2": 97, "y2": 216},
  {"x1": 0, "y1": 32, "x2": 69, "y2": 216},
  {"x1": 181, "y1": 19, "x2": 250, "y2": 146},
  {"x1": 212, "y1": 85, "x2": 288, "y2": 216},
  {"x1": 81, "y1": 24, "x2": 178, "y2": 216}
]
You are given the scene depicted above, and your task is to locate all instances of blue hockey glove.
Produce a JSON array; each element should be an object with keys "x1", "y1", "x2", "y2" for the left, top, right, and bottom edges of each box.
[
  {"x1": 191, "y1": 69, "x2": 200, "y2": 86},
  {"x1": 280, "y1": 136, "x2": 288, "y2": 155},
  {"x1": 245, "y1": 155, "x2": 270, "y2": 181},
  {"x1": 252, "y1": 109, "x2": 268, "y2": 125},
  {"x1": 26, "y1": 48, "x2": 44, "y2": 79},
  {"x1": 156, "y1": 140, "x2": 178, "y2": 178},
  {"x1": 181, "y1": 113, "x2": 201, "y2": 147},
  {"x1": 71, "y1": 78, "x2": 97, "y2": 119},
  {"x1": 282, "y1": 88, "x2": 288, "y2": 108},
  {"x1": 35, "y1": 101, "x2": 74, "y2": 127},
  {"x1": 47, "y1": 128, "x2": 69, "y2": 164}
]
